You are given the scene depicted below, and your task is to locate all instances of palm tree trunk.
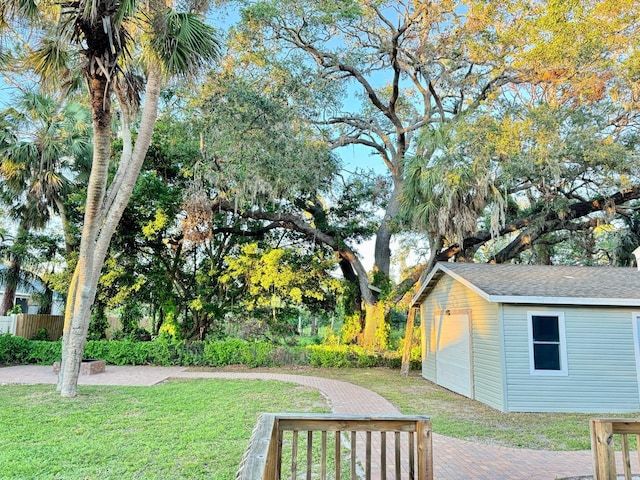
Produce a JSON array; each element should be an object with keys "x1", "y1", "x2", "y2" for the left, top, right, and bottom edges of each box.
[
  {"x1": 58, "y1": 65, "x2": 163, "y2": 397},
  {"x1": 0, "y1": 223, "x2": 29, "y2": 316},
  {"x1": 0, "y1": 259, "x2": 20, "y2": 315},
  {"x1": 58, "y1": 73, "x2": 113, "y2": 396},
  {"x1": 54, "y1": 197, "x2": 75, "y2": 254}
]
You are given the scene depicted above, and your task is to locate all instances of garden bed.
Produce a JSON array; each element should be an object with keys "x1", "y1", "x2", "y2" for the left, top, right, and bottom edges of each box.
[{"x1": 52, "y1": 359, "x2": 105, "y2": 375}]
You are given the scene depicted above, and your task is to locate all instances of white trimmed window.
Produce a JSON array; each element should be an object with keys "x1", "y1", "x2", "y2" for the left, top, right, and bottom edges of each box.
[{"x1": 527, "y1": 312, "x2": 568, "y2": 376}]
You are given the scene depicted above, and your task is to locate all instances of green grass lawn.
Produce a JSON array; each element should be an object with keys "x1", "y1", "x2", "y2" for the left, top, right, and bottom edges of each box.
[
  {"x1": 0, "y1": 379, "x2": 328, "y2": 480},
  {"x1": 229, "y1": 366, "x2": 640, "y2": 452},
  {"x1": 3, "y1": 366, "x2": 637, "y2": 480}
]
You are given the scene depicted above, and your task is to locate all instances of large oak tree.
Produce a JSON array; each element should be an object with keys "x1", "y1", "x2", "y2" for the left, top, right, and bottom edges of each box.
[{"x1": 225, "y1": 0, "x2": 639, "y2": 346}]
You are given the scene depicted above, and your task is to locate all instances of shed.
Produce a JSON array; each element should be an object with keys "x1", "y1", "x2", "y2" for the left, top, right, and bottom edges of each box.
[{"x1": 411, "y1": 262, "x2": 640, "y2": 413}]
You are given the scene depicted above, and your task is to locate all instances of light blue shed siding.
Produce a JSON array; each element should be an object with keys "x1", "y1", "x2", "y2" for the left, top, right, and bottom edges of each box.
[
  {"x1": 420, "y1": 275, "x2": 504, "y2": 410},
  {"x1": 503, "y1": 305, "x2": 640, "y2": 413}
]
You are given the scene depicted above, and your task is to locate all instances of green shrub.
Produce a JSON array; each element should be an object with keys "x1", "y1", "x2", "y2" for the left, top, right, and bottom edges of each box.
[
  {"x1": 204, "y1": 338, "x2": 243, "y2": 366},
  {"x1": 204, "y1": 338, "x2": 274, "y2": 367},
  {"x1": 178, "y1": 341, "x2": 206, "y2": 366},
  {"x1": 85, "y1": 340, "x2": 139, "y2": 365},
  {"x1": 240, "y1": 340, "x2": 275, "y2": 368},
  {"x1": 30, "y1": 328, "x2": 48, "y2": 341},
  {"x1": 0, "y1": 334, "x2": 32, "y2": 364},
  {"x1": 27, "y1": 340, "x2": 61, "y2": 364},
  {"x1": 0, "y1": 334, "x2": 420, "y2": 370},
  {"x1": 305, "y1": 344, "x2": 420, "y2": 370},
  {"x1": 305, "y1": 344, "x2": 355, "y2": 367},
  {"x1": 150, "y1": 338, "x2": 183, "y2": 365}
]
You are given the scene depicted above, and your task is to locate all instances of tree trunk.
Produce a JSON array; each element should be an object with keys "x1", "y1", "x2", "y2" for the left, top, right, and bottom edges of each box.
[
  {"x1": 362, "y1": 302, "x2": 387, "y2": 349},
  {"x1": 58, "y1": 65, "x2": 163, "y2": 397},
  {"x1": 373, "y1": 178, "x2": 402, "y2": 278},
  {"x1": 38, "y1": 286, "x2": 53, "y2": 315},
  {"x1": 0, "y1": 224, "x2": 29, "y2": 316},
  {"x1": 0, "y1": 259, "x2": 20, "y2": 315},
  {"x1": 362, "y1": 176, "x2": 403, "y2": 348},
  {"x1": 58, "y1": 72, "x2": 113, "y2": 396},
  {"x1": 54, "y1": 197, "x2": 75, "y2": 254}
]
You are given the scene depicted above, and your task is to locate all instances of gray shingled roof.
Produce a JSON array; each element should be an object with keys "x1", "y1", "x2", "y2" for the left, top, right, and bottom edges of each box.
[{"x1": 413, "y1": 262, "x2": 640, "y2": 307}]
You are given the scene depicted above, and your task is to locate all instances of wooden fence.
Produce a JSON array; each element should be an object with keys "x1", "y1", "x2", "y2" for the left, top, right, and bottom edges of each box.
[
  {"x1": 13, "y1": 314, "x2": 64, "y2": 340},
  {"x1": 591, "y1": 418, "x2": 640, "y2": 480},
  {"x1": 236, "y1": 414, "x2": 433, "y2": 480}
]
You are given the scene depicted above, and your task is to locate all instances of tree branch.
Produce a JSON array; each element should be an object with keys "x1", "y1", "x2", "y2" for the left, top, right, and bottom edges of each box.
[{"x1": 436, "y1": 185, "x2": 640, "y2": 261}]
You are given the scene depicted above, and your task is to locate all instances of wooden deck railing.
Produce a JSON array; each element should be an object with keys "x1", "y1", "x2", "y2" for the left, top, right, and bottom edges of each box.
[
  {"x1": 591, "y1": 418, "x2": 640, "y2": 480},
  {"x1": 236, "y1": 414, "x2": 433, "y2": 480}
]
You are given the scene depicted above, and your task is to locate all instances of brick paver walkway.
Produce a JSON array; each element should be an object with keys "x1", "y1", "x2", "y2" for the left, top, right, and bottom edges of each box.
[{"x1": 0, "y1": 365, "x2": 623, "y2": 479}]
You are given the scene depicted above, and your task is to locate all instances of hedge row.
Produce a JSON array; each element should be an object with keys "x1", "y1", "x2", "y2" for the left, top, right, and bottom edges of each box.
[
  {"x1": 0, "y1": 334, "x2": 420, "y2": 370},
  {"x1": 305, "y1": 344, "x2": 421, "y2": 369}
]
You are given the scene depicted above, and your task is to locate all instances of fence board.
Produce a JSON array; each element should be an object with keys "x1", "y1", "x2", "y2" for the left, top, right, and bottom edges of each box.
[{"x1": 15, "y1": 314, "x2": 64, "y2": 340}]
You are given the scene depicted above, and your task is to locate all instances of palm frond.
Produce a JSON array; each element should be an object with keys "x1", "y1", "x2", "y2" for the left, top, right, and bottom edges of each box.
[
  {"x1": 0, "y1": 0, "x2": 40, "y2": 23},
  {"x1": 80, "y1": 0, "x2": 99, "y2": 25},
  {"x1": 27, "y1": 38, "x2": 72, "y2": 87},
  {"x1": 0, "y1": 265, "x2": 45, "y2": 294},
  {"x1": 114, "y1": 0, "x2": 140, "y2": 28},
  {"x1": 0, "y1": 158, "x2": 26, "y2": 184},
  {"x1": 149, "y1": 10, "x2": 220, "y2": 77}
]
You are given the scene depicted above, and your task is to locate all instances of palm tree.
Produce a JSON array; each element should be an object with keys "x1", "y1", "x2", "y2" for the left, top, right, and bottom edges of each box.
[
  {"x1": 2, "y1": 1, "x2": 220, "y2": 396},
  {"x1": 0, "y1": 225, "x2": 32, "y2": 315},
  {"x1": 0, "y1": 229, "x2": 60, "y2": 315},
  {"x1": 0, "y1": 92, "x2": 91, "y2": 315}
]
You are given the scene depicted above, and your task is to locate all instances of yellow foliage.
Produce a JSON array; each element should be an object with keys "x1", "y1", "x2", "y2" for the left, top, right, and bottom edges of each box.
[
  {"x1": 289, "y1": 287, "x2": 303, "y2": 303},
  {"x1": 189, "y1": 298, "x2": 204, "y2": 311},
  {"x1": 159, "y1": 322, "x2": 177, "y2": 337},
  {"x1": 340, "y1": 313, "x2": 362, "y2": 344},
  {"x1": 142, "y1": 209, "x2": 169, "y2": 240},
  {"x1": 222, "y1": 242, "x2": 343, "y2": 314},
  {"x1": 594, "y1": 223, "x2": 615, "y2": 234}
]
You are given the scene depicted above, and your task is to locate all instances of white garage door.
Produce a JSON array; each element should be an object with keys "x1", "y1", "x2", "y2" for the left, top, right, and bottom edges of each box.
[{"x1": 435, "y1": 313, "x2": 472, "y2": 398}]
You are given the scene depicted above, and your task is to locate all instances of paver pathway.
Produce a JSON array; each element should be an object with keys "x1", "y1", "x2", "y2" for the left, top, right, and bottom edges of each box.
[{"x1": 0, "y1": 365, "x2": 623, "y2": 479}]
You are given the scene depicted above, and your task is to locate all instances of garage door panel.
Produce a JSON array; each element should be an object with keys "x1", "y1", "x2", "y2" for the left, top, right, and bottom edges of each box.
[{"x1": 436, "y1": 313, "x2": 472, "y2": 398}]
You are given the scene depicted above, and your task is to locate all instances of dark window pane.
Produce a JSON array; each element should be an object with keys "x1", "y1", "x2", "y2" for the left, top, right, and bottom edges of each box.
[
  {"x1": 532, "y1": 316, "x2": 559, "y2": 342},
  {"x1": 534, "y1": 344, "x2": 560, "y2": 370}
]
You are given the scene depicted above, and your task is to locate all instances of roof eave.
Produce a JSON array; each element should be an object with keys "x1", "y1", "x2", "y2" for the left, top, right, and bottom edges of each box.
[
  {"x1": 410, "y1": 265, "x2": 444, "y2": 308},
  {"x1": 488, "y1": 295, "x2": 640, "y2": 307},
  {"x1": 411, "y1": 262, "x2": 493, "y2": 307}
]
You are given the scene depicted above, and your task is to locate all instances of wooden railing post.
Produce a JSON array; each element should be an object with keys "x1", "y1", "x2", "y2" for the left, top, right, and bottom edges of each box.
[
  {"x1": 266, "y1": 416, "x2": 280, "y2": 480},
  {"x1": 591, "y1": 419, "x2": 617, "y2": 480},
  {"x1": 417, "y1": 418, "x2": 433, "y2": 480},
  {"x1": 236, "y1": 414, "x2": 277, "y2": 480}
]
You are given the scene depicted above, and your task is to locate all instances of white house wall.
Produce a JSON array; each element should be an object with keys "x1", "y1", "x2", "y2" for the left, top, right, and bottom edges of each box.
[
  {"x1": 503, "y1": 305, "x2": 640, "y2": 413},
  {"x1": 0, "y1": 315, "x2": 16, "y2": 334},
  {"x1": 420, "y1": 275, "x2": 504, "y2": 410}
]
